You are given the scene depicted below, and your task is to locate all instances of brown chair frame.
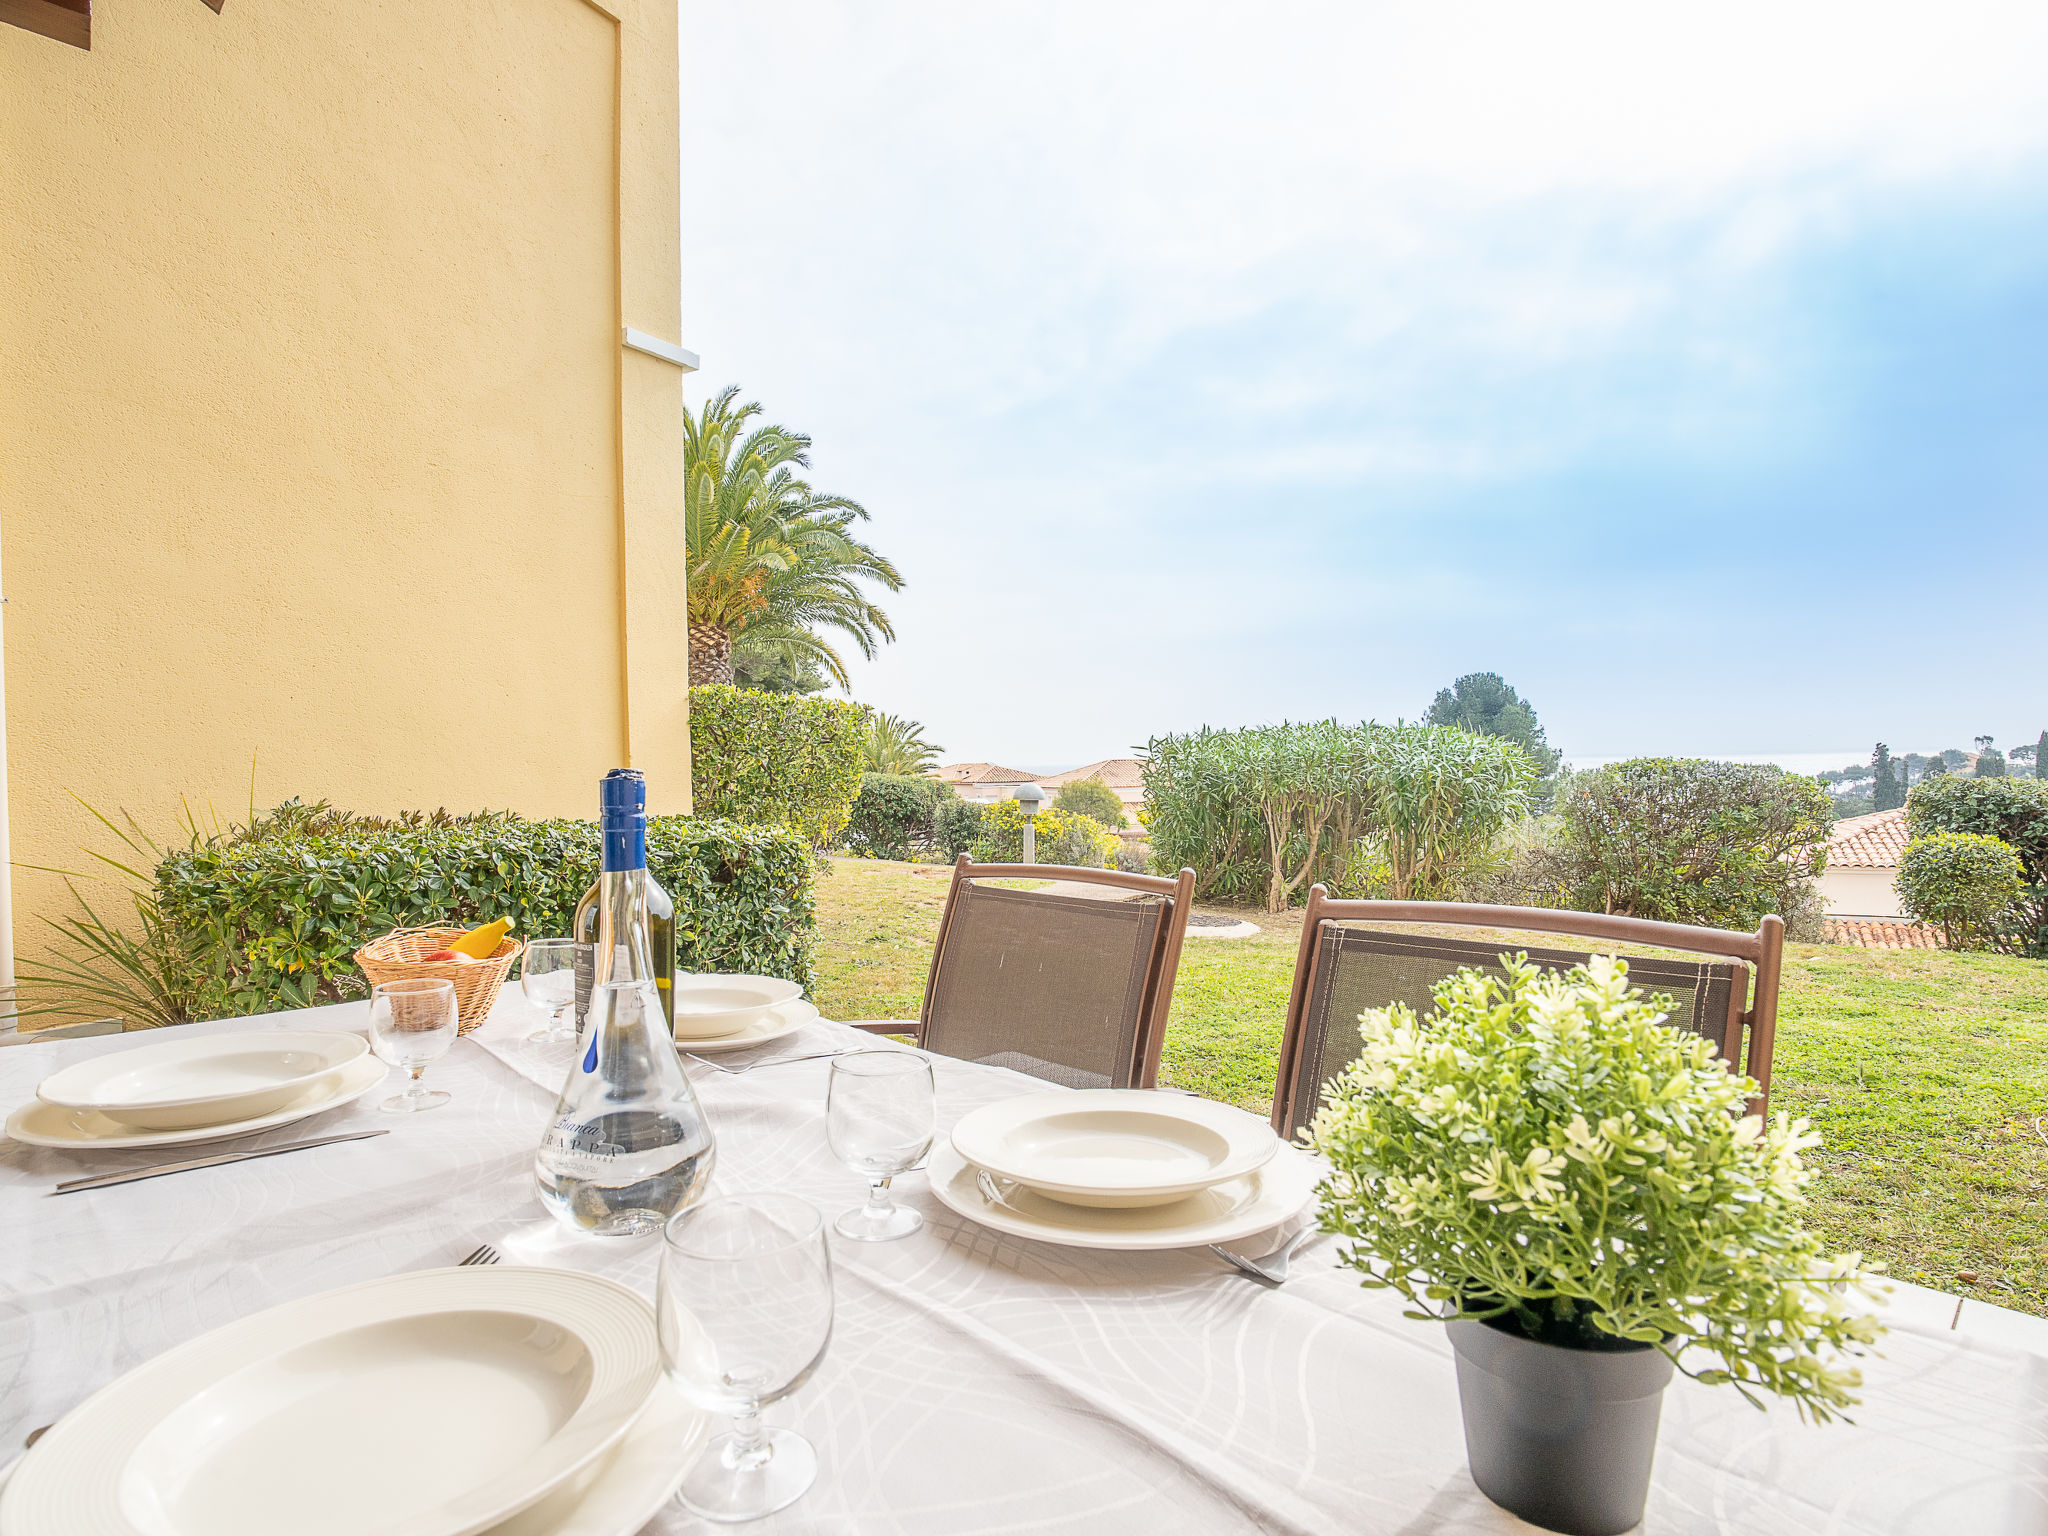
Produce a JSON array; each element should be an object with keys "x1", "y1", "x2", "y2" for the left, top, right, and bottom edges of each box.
[
  {"x1": 1270, "y1": 886, "x2": 1785, "y2": 1137},
  {"x1": 856, "y1": 854, "x2": 1197, "y2": 1090}
]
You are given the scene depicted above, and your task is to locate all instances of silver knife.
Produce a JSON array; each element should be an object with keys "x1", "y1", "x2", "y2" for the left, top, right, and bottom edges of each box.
[{"x1": 49, "y1": 1129, "x2": 390, "y2": 1195}]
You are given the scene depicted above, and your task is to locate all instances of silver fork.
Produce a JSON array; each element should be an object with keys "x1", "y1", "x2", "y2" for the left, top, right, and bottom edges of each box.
[
  {"x1": 682, "y1": 1049, "x2": 850, "y2": 1075},
  {"x1": 11, "y1": 1246, "x2": 505, "y2": 1464},
  {"x1": 1210, "y1": 1227, "x2": 1321, "y2": 1286}
]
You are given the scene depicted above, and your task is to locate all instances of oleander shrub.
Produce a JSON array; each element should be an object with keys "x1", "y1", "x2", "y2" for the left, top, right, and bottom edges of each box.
[
  {"x1": 144, "y1": 810, "x2": 815, "y2": 1019},
  {"x1": 1898, "y1": 832, "x2": 2026, "y2": 952},
  {"x1": 688, "y1": 684, "x2": 869, "y2": 847},
  {"x1": 1547, "y1": 758, "x2": 1831, "y2": 931},
  {"x1": 1143, "y1": 722, "x2": 1533, "y2": 911},
  {"x1": 843, "y1": 774, "x2": 954, "y2": 861},
  {"x1": 969, "y1": 800, "x2": 1117, "y2": 868},
  {"x1": 1907, "y1": 775, "x2": 2048, "y2": 954},
  {"x1": 1052, "y1": 777, "x2": 1127, "y2": 829}
]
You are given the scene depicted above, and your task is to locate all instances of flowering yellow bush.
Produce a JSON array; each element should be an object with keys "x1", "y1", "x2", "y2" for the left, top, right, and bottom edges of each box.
[{"x1": 1308, "y1": 955, "x2": 1884, "y2": 1420}]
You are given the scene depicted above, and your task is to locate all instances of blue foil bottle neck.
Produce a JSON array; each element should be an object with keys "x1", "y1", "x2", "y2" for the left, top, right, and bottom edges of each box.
[{"x1": 599, "y1": 768, "x2": 648, "y2": 872}]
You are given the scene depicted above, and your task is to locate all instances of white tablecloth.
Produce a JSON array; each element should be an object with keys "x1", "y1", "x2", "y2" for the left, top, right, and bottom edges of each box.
[{"x1": 5, "y1": 999, "x2": 2046, "y2": 1535}]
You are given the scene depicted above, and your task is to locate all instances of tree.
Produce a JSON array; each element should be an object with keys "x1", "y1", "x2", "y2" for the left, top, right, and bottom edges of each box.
[
  {"x1": 685, "y1": 385, "x2": 902, "y2": 687},
  {"x1": 731, "y1": 633, "x2": 831, "y2": 695},
  {"x1": 2037, "y1": 730, "x2": 2047, "y2": 781},
  {"x1": 1053, "y1": 777, "x2": 1127, "y2": 828},
  {"x1": 862, "y1": 713, "x2": 943, "y2": 776},
  {"x1": 1974, "y1": 735, "x2": 2008, "y2": 778},
  {"x1": 1424, "y1": 674, "x2": 1564, "y2": 803},
  {"x1": 1871, "y1": 744, "x2": 1904, "y2": 812},
  {"x1": 1921, "y1": 754, "x2": 1949, "y2": 782}
]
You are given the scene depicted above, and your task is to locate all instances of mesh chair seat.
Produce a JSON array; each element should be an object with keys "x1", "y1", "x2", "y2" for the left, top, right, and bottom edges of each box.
[
  {"x1": 900, "y1": 859, "x2": 1196, "y2": 1091},
  {"x1": 1272, "y1": 894, "x2": 1783, "y2": 1142}
]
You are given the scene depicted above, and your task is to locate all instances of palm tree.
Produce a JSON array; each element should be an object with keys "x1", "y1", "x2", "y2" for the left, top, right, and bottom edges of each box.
[
  {"x1": 865, "y1": 713, "x2": 943, "y2": 775},
  {"x1": 685, "y1": 386, "x2": 902, "y2": 687}
]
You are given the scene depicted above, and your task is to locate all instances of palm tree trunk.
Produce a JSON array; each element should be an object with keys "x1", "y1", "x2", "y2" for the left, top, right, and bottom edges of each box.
[{"x1": 689, "y1": 622, "x2": 734, "y2": 686}]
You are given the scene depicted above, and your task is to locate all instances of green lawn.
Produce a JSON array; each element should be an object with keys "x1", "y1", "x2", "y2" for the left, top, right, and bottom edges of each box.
[{"x1": 813, "y1": 857, "x2": 2048, "y2": 1316}]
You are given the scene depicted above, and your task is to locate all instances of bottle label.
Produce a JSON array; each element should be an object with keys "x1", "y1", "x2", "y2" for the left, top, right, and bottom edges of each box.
[{"x1": 572, "y1": 942, "x2": 596, "y2": 1031}]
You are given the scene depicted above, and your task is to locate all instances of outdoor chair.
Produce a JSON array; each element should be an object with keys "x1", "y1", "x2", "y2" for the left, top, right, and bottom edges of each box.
[
  {"x1": 1269, "y1": 886, "x2": 1785, "y2": 1141},
  {"x1": 851, "y1": 855, "x2": 1197, "y2": 1090}
]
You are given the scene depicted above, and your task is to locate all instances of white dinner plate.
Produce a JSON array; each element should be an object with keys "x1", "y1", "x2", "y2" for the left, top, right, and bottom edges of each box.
[
  {"x1": 950, "y1": 1090, "x2": 1279, "y2": 1208},
  {"x1": 0, "y1": 1267, "x2": 662, "y2": 1536},
  {"x1": 482, "y1": 1375, "x2": 708, "y2": 1536},
  {"x1": 37, "y1": 1029, "x2": 369, "y2": 1131},
  {"x1": 670, "y1": 973, "x2": 804, "y2": 1040},
  {"x1": 5, "y1": 1054, "x2": 387, "y2": 1151},
  {"x1": 672, "y1": 996, "x2": 817, "y2": 1054},
  {"x1": 930, "y1": 1140, "x2": 1321, "y2": 1249}
]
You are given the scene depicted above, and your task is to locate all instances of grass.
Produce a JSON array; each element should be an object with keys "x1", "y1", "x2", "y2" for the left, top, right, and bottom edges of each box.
[{"x1": 812, "y1": 856, "x2": 2048, "y2": 1316}]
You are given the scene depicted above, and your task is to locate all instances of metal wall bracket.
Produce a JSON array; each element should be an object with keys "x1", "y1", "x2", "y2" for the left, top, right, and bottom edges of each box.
[{"x1": 622, "y1": 328, "x2": 699, "y2": 372}]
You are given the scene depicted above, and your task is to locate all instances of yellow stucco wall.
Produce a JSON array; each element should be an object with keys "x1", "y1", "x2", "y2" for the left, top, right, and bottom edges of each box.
[{"x1": 0, "y1": 0, "x2": 690, "y2": 962}]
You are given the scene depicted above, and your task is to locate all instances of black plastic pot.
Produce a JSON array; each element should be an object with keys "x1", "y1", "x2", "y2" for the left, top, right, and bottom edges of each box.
[{"x1": 1447, "y1": 1316, "x2": 1674, "y2": 1536}]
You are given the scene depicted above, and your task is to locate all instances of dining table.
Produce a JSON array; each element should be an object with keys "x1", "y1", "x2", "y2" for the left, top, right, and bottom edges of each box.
[{"x1": 4, "y1": 994, "x2": 2046, "y2": 1535}]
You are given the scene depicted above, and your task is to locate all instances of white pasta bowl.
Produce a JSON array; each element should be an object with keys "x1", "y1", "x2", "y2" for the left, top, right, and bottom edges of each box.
[
  {"x1": 669, "y1": 974, "x2": 803, "y2": 1041},
  {"x1": 950, "y1": 1090, "x2": 1280, "y2": 1209},
  {"x1": 36, "y1": 1030, "x2": 369, "y2": 1131}
]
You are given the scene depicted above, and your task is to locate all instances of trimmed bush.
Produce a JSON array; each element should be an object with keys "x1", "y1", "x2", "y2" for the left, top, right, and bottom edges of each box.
[
  {"x1": 1052, "y1": 777, "x2": 1127, "y2": 828},
  {"x1": 154, "y1": 813, "x2": 815, "y2": 1017},
  {"x1": 843, "y1": 774, "x2": 953, "y2": 861},
  {"x1": 933, "y1": 798, "x2": 983, "y2": 860},
  {"x1": 970, "y1": 800, "x2": 1117, "y2": 868},
  {"x1": 1907, "y1": 774, "x2": 2048, "y2": 954},
  {"x1": 1143, "y1": 722, "x2": 1533, "y2": 910},
  {"x1": 689, "y1": 684, "x2": 868, "y2": 846},
  {"x1": 1899, "y1": 832, "x2": 2027, "y2": 952},
  {"x1": 1549, "y1": 758, "x2": 1830, "y2": 931}
]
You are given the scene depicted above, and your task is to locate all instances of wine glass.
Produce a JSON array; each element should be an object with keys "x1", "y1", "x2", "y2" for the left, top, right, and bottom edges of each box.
[
  {"x1": 658, "y1": 1194, "x2": 834, "y2": 1523},
  {"x1": 522, "y1": 939, "x2": 581, "y2": 1044},
  {"x1": 366, "y1": 978, "x2": 458, "y2": 1112},
  {"x1": 825, "y1": 1050, "x2": 935, "y2": 1241}
]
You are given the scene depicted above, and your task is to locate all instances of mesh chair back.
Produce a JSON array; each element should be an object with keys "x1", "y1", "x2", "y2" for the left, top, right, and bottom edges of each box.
[
  {"x1": 1275, "y1": 904, "x2": 1770, "y2": 1143},
  {"x1": 920, "y1": 863, "x2": 1191, "y2": 1089}
]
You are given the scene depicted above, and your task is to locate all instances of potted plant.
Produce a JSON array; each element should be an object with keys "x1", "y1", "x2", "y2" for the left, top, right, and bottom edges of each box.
[{"x1": 1308, "y1": 955, "x2": 1884, "y2": 1536}]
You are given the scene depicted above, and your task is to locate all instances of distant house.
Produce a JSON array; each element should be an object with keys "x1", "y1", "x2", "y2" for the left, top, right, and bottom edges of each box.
[
  {"x1": 1041, "y1": 759, "x2": 1148, "y2": 827},
  {"x1": 932, "y1": 762, "x2": 1041, "y2": 805},
  {"x1": 1821, "y1": 809, "x2": 1908, "y2": 919}
]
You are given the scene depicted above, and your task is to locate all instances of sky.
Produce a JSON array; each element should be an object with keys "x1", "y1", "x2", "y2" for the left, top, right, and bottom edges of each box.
[{"x1": 679, "y1": 2, "x2": 2048, "y2": 773}]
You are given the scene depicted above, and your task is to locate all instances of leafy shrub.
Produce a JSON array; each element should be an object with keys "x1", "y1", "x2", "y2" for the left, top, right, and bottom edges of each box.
[
  {"x1": 1052, "y1": 778, "x2": 1127, "y2": 828},
  {"x1": 1143, "y1": 722, "x2": 1533, "y2": 911},
  {"x1": 689, "y1": 684, "x2": 869, "y2": 847},
  {"x1": 1310, "y1": 956, "x2": 1882, "y2": 1420},
  {"x1": 1907, "y1": 774, "x2": 2048, "y2": 953},
  {"x1": 147, "y1": 811, "x2": 815, "y2": 1019},
  {"x1": 969, "y1": 800, "x2": 1117, "y2": 868},
  {"x1": 842, "y1": 774, "x2": 953, "y2": 861},
  {"x1": 1115, "y1": 839, "x2": 1151, "y2": 876},
  {"x1": 1548, "y1": 758, "x2": 1830, "y2": 931},
  {"x1": 1898, "y1": 832, "x2": 2025, "y2": 951},
  {"x1": 933, "y1": 798, "x2": 983, "y2": 860}
]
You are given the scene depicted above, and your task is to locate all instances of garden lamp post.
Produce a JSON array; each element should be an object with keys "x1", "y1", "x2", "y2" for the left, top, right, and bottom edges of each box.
[{"x1": 1011, "y1": 782, "x2": 1045, "y2": 863}]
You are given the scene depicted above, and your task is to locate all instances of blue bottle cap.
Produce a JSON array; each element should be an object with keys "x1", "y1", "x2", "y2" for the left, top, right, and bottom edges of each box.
[{"x1": 599, "y1": 769, "x2": 648, "y2": 871}]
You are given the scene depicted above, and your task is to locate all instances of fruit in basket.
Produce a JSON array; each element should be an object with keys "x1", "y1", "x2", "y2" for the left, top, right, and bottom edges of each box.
[
  {"x1": 448, "y1": 917, "x2": 514, "y2": 958},
  {"x1": 422, "y1": 948, "x2": 478, "y2": 963}
]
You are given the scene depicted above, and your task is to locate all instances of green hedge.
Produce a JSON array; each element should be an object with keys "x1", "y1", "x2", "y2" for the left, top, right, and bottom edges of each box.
[
  {"x1": 154, "y1": 814, "x2": 815, "y2": 1017},
  {"x1": 689, "y1": 685, "x2": 868, "y2": 846},
  {"x1": 1898, "y1": 831, "x2": 2025, "y2": 951},
  {"x1": 843, "y1": 774, "x2": 954, "y2": 861},
  {"x1": 1907, "y1": 774, "x2": 2048, "y2": 954}
]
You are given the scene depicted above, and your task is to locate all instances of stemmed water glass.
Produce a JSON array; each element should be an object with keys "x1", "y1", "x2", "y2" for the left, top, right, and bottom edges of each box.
[
  {"x1": 366, "y1": 978, "x2": 458, "y2": 1112},
  {"x1": 826, "y1": 1050, "x2": 936, "y2": 1241},
  {"x1": 658, "y1": 1194, "x2": 835, "y2": 1523},
  {"x1": 522, "y1": 939, "x2": 581, "y2": 1044}
]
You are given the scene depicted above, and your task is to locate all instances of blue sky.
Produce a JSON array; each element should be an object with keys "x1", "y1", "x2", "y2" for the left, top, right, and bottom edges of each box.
[{"x1": 679, "y1": 2, "x2": 2048, "y2": 771}]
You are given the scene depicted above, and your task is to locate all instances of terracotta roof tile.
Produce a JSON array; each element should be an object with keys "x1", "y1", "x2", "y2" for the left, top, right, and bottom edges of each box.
[
  {"x1": 1041, "y1": 758, "x2": 1148, "y2": 790},
  {"x1": 1822, "y1": 917, "x2": 1944, "y2": 950},
  {"x1": 932, "y1": 762, "x2": 1037, "y2": 785},
  {"x1": 1827, "y1": 808, "x2": 1909, "y2": 869}
]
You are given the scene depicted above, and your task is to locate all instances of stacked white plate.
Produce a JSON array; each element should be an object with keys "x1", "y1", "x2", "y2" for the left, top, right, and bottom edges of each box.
[
  {"x1": 0, "y1": 1266, "x2": 711, "y2": 1536},
  {"x1": 674, "y1": 997, "x2": 819, "y2": 1054},
  {"x1": 670, "y1": 974, "x2": 803, "y2": 1042},
  {"x1": 8, "y1": 1030, "x2": 382, "y2": 1151},
  {"x1": 934, "y1": 1090, "x2": 1317, "y2": 1249}
]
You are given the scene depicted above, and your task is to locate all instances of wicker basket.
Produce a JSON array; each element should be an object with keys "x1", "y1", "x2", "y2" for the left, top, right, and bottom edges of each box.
[{"x1": 355, "y1": 925, "x2": 523, "y2": 1035}]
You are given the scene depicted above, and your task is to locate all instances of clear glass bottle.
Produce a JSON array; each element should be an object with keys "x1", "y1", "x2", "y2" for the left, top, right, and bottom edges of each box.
[{"x1": 536, "y1": 770, "x2": 715, "y2": 1237}]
